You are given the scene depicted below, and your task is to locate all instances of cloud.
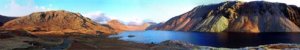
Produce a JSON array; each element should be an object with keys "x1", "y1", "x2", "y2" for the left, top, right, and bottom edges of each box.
[
  {"x1": 82, "y1": 11, "x2": 154, "y2": 25},
  {"x1": 120, "y1": 17, "x2": 145, "y2": 25},
  {"x1": 0, "y1": 0, "x2": 52, "y2": 16},
  {"x1": 83, "y1": 11, "x2": 111, "y2": 24}
]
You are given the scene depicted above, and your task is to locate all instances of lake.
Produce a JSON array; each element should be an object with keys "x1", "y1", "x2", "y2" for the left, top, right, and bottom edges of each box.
[{"x1": 110, "y1": 30, "x2": 300, "y2": 48}]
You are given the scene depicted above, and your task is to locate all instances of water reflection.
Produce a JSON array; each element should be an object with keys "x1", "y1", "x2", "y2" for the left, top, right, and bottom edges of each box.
[{"x1": 111, "y1": 30, "x2": 300, "y2": 48}]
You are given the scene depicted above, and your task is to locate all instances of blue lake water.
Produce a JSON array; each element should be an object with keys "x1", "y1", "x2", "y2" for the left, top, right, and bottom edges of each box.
[{"x1": 110, "y1": 30, "x2": 300, "y2": 48}]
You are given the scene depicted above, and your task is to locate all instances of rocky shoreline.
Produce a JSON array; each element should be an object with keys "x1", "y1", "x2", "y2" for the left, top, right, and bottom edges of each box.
[{"x1": 157, "y1": 40, "x2": 300, "y2": 50}]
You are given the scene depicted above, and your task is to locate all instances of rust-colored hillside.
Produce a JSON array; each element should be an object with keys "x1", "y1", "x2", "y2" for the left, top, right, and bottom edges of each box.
[{"x1": 2, "y1": 10, "x2": 116, "y2": 36}]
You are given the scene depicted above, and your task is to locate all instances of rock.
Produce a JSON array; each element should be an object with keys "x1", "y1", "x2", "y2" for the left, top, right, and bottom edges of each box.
[
  {"x1": 150, "y1": 40, "x2": 196, "y2": 50},
  {"x1": 159, "y1": 40, "x2": 195, "y2": 48},
  {"x1": 192, "y1": 43, "x2": 300, "y2": 50},
  {"x1": 154, "y1": 40, "x2": 300, "y2": 50},
  {"x1": 127, "y1": 35, "x2": 135, "y2": 38},
  {"x1": 265, "y1": 43, "x2": 300, "y2": 49},
  {"x1": 149, "y1": 1, "x2": 300, "y2": 32}
]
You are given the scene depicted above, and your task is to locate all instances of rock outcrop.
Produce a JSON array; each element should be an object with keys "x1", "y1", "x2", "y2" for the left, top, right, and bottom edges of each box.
[
  {"x1": 155, "y1": 40, "x2": 300, "y2": 50},
  {"x1": 107, "y1": 20, "x2": 150, "y2": 32},
  {"x1": 0, "y1": 15, "x2": 17, "y2": 26},
  {"x1": 150, "y1": 1, "x2": 300, "y2": 32},
  {"x1": 1, "y1": 10, "x2": 116, "y2": 36}
]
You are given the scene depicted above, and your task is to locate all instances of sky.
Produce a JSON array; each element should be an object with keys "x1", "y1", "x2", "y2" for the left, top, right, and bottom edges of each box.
[{"x1": 0, "y1": 0, "x2": 299, "y2": 24}]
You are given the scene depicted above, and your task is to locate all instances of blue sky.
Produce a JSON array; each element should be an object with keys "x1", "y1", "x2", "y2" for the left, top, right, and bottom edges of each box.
[
  {"x1": 0, "y1": 0, "x2": 224, "y2": 23},
  {"x1": 0, "y1": 0, "x2": 299, "y2": 23}
]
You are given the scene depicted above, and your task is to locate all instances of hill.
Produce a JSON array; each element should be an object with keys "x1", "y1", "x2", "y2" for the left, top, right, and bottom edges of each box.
[
  {"x1": 2, "y1": 10, "x2": 116, "y2": 36},
  {"x1": 150, "y1": 1, "x2": 300, "y2": 32}
]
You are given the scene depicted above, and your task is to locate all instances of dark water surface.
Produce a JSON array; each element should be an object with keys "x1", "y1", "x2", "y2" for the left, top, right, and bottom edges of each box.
[{"x1": 110, "y1": 30, "x2": 300, "y2": 48}]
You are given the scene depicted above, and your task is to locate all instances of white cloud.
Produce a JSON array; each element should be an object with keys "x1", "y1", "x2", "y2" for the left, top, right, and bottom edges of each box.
[
  {"x1": 0, "y1": 0, "x2": 53, "y2": 16},
  {"x1": 119, "y1": 17, "x2": 145, "y2": 25},
  {"x1": 83, "y1": 11, "x2": 112, "y2": 24},
  {"x1": 83, "y1": 11, "x2": 104, "y2": 19},
  {"x1": 83, "y1": 11, "x2": 152, "y2": 25}
]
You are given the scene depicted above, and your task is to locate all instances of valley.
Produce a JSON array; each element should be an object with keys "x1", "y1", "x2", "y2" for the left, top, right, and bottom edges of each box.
[{"x1": 1, "y1": 1, "x2": 300, "y2": 50}]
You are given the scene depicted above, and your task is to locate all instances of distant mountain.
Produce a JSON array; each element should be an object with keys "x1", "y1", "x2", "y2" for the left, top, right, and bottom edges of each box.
[
  {"x1": 150, "y1": 1, "x2": 300, "y2": 32},
  {"x1": 146, "y1": 22, "x2": 164, "y2": 30},
  {"x1": 107, "y1": 20, "x2": 150, "y2": 32},
  {"x1": 1, "y1": 10, "x2": 116, "y2": 36},
  {"x1": 0, "y1": 15, "x2": 17, "y2": 26}
]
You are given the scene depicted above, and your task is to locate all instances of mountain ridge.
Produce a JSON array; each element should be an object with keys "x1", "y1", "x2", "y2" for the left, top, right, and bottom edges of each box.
[
  {"x1": 107, "y1": 20, "x2": 150, "y2": 32},
  {"x1": 0, "y1": 15, "x2": 17, "y2": 26},
  {"x1": 150, "y1": 1, "x2": 300, "y2": 32},
  {"x1": 1, "y1": 10, "x2": 116, "y2": 36}
]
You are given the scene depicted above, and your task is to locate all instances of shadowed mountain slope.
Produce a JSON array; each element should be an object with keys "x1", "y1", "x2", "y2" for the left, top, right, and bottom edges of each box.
[
  {"x1": 150, "y1": 1, "x2": 300, "y2": 32},
  {"x1": 0, "y1": 15, "x2": 17, "y2": 26}
]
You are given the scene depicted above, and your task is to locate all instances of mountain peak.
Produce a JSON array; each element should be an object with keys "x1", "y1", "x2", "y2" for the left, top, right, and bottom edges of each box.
[
  {"x1": 2, "y1": 10, "x2": 115, "y2": 36},
  {"x1": 150, "y1": 1, "x2": 300, "y2": 32}
]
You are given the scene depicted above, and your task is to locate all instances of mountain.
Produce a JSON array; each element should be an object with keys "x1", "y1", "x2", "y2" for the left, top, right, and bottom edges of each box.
[
  {"x1": 107, "y1": 20, "x2": 150, "y2": 32},
  {"x1": 0, "y1": 15, "x2": 17, "y2": 26},
  {"x1": 150, "y1": 1, "x2": 300, "y2": 32},
  {"x1": 146, "y1": 22, "x2": 164, "y2": 30},
  {"x1": 1, "y1": 10, "x2": 116, "y2": 36}
]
